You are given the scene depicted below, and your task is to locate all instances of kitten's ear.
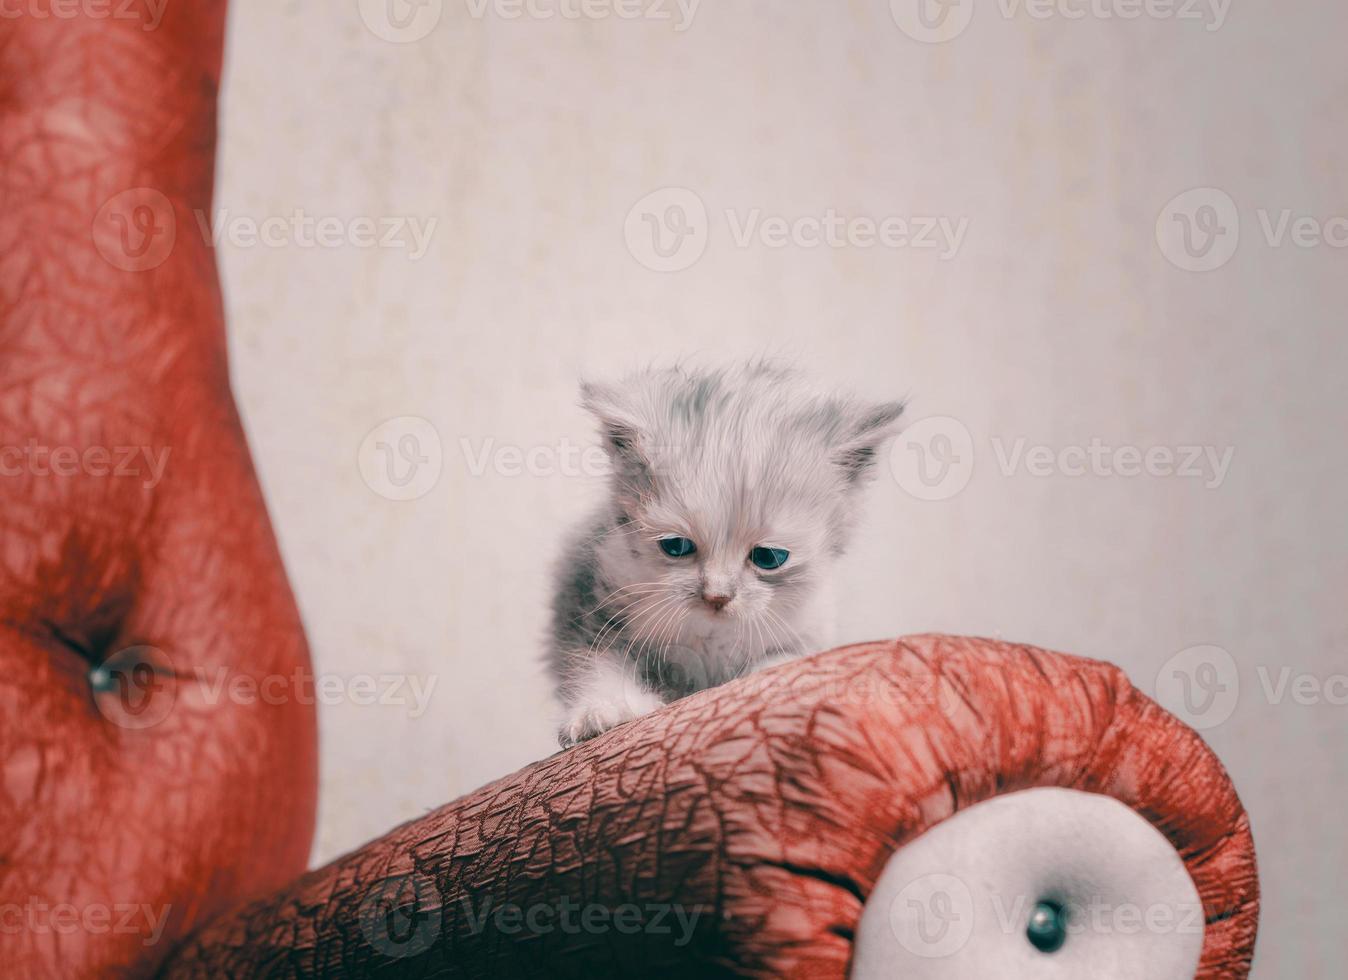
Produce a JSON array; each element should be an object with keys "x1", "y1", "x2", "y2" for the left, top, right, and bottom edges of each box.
[
  {"x1": 581, "y1": 381, "x2": 650, "y2": 479},
  {"x1": 833, "y1": 399, "x2": 907, "y2": 484}
]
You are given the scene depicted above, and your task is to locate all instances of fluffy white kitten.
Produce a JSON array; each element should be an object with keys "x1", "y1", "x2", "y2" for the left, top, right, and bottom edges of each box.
[{"x1": 548, "y1": 361, "x2": 903, "y2": 747}]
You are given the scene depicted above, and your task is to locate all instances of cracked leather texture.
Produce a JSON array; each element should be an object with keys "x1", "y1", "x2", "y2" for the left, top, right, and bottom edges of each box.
[
  {"x1": 1, "y1": 3, "x2": 318, "y2": 977},
  {"x1": 165, "y1": 635, "x2": 1259, "y2": 979}
]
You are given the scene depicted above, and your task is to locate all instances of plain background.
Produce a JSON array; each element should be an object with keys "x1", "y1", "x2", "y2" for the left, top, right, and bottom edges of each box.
[{"x1": 215, "y1": 2, "x2": 1344, "y2": 976}]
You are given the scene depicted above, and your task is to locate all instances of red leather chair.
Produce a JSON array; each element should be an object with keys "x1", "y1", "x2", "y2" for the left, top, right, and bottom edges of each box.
[{"x1": 0, "y1": 4, "x2": 1257, "y2": 978}]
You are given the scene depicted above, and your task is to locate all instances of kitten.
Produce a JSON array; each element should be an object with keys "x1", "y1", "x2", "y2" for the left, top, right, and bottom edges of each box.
[{"x1": 548, "y1": 361, "x2": 904, "y2": 747}]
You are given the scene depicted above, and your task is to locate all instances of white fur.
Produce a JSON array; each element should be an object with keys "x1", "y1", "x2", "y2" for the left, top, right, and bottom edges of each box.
[{"x1": 548, "y1": 361, "x2": 903, "y2": 747}]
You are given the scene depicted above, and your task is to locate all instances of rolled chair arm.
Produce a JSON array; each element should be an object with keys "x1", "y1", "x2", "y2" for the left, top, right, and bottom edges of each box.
[{"x1": 164, "y1": 635, "x2": 1259, "y2": 978}]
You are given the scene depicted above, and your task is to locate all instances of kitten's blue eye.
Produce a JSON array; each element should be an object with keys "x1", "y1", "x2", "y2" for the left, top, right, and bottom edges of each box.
[
  {"x1": 659, "y1": 537, "x2": 697, "y2": 558},
  {"x1": 749, "y1": 547, "x2": 790, "y2": 570}
]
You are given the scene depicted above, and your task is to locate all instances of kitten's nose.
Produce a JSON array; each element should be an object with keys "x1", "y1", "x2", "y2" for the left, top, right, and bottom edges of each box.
[{"x1": 702, "y1": 592, "x2": 733, "y2": 612}]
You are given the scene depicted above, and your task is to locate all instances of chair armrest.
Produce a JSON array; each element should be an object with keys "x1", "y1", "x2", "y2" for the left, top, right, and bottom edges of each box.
[{"x1": 164, "y1": 635, "x2": 1258, "y2": 978}]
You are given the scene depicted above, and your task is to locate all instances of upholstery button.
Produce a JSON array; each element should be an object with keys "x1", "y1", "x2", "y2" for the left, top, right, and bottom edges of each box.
[
  {"x1": 1026, "y1": 899, "x2": 1067, "y2": 953},
  {"x1": 88, "y1": 663, "x2": 116, "y2": 693}
]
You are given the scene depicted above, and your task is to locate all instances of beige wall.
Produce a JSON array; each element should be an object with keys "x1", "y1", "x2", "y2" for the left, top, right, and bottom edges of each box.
[{"x1": 217, "y1": 2, "x2": 1344, "y2": 975}]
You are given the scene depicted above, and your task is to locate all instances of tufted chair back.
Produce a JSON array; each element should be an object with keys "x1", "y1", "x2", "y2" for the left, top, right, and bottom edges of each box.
[{"x1": 0, "y1": 3, "x2": 318, "y2": 976}]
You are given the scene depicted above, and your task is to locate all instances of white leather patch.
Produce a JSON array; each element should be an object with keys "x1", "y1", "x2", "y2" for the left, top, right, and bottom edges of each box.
[{"x1": 851, "y1": 787, "x2": 1205, "y2": 979}]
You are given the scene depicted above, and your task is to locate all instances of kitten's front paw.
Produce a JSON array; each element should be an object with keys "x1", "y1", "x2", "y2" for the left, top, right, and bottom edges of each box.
[{"x1": 558, "y1": 690, "x2": 664, "y2": 748}]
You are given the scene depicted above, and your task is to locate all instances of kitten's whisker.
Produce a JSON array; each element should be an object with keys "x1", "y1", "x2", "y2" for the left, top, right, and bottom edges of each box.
[
  {"x1": 757, "y1": 608, "x2": 794, "y2": 658},
  {"x1": 618, "y1": 592, "x2": 682, "y2": 660},
  {"x1": 777, "y1": 613, "x2": 808, "y2": 659},
  {"x1": 746, "y1": 613, "x2": 765, "y2": 669},
  {"x1": 586, "y1": 590, "x2": 675, "y2": 662},
  {"x1": 659, "y1": 609, "x2": 691, "y2": 690},
  {"x1": 753, "y1": 612, "x2": 782, "y2": 662},
  {"x1": 621, "y1": 593, "x2": 686, "y2": 687},
  {"x1": 585, "y1": 601, "x2": 633, "y2": 656},
  {"x1": 630, "y1": 593, "x2": 685, "y2": 667},
  {"x1": 733, "y1": 612, "x2": 751, "y2": 669},
  {"x1": 764, "y1": 607, "x2": 809, "y2": 657},
  {"x1": 568, "y1": 582, "x2": 673, "y2": 646},
  {"x1": 571, "y1": 519, "x2": 648, "y2": 549},
  {"x1": 649, "y1": 597, "x2": 691, "y2": 664},
  {"x1": 651, "y1": 601, "x2": 688, "y2": 667},
  {"x1": 592, "y1": 580, "x2": 668, "y2": 601},
  {"x1": 599, "y1": 594, "x2": 676, "y2": 656},
  {"x1": 577, "y1": 580, "x2": 672, "y2": 619}
]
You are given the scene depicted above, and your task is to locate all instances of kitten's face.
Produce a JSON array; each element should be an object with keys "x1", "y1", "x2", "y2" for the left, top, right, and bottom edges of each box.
[
  {"x1": 585, "y1": 363, "x2": 903, "y2": 656},
  {"x1": 615, "y1": 458, "x2": 838, "y2": 638}
]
